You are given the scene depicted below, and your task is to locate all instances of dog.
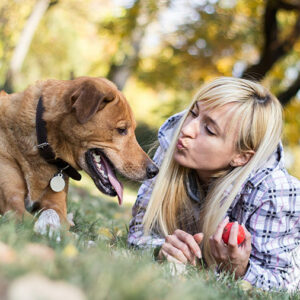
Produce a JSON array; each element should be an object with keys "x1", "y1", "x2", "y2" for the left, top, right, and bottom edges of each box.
[{"x1": 0, "y1": 77, "x2": 158, "y2": 234}]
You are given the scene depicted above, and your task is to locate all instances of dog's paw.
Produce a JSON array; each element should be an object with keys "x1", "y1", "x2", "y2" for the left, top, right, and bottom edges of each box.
[
  {"x1": 67, "y1": 212, "x2": 75, "y2": 226},
  {"x1": 34, "y1": 209, "x2": 61, "y2": 241}
]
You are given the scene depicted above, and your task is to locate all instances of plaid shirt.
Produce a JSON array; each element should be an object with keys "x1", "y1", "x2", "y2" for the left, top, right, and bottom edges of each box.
[{"x1": 128, "y1": 111, "x2": 300, "y2": 291}]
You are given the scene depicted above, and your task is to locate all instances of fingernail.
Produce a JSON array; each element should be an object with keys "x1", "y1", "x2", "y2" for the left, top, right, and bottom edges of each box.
[{"x1": 196, "y1": 251, "x2": 202, "y2": 259}]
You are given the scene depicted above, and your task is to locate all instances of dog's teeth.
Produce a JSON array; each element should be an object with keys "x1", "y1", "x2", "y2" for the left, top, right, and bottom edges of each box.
[
  {"x1": 94, "y1": 154, "x2": 101, "y2": 163},
  {"x1": 99, "y1": 169, "x2": 108, "y2": 178}
]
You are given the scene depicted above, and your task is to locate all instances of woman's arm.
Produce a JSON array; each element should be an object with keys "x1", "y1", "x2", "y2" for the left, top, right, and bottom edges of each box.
[
  {"x1": 210, "y1": 180, "x2": 300, "y2": 291},
  {"x1": 242, "y1": 184, "x2": 300, "y2": 291},
  {"x1": 128, "y1": 111, "x2": 185, "y2": 249},
  {"x1": 127, "y1": 144, "x2": 166, "y2": 249}
]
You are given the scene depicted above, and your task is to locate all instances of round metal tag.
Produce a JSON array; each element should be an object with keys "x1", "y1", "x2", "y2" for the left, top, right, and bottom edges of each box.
[{"x1": 50, "y1": 173, "x2": 65, "y2": 192}]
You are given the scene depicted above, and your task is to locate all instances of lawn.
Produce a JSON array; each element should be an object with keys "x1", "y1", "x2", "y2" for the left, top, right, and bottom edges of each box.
[{"x1": 0, "y1": 175, "x2": 299, "y2": 300}]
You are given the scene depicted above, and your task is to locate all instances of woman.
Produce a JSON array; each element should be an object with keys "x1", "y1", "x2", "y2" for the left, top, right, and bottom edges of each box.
[{"x1": 128, "y1": 77, "x2": 300, "y2": 291}]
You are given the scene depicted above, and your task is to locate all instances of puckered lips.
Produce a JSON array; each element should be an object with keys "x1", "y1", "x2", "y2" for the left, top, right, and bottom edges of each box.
[{"x1": 85, "y1": 149, "x2": 123, "y2": 205}]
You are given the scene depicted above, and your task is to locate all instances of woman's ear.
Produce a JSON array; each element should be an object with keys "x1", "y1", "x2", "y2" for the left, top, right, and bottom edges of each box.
[{"x1": 230, "y1": 150, "x2": 255, "y2": 167}]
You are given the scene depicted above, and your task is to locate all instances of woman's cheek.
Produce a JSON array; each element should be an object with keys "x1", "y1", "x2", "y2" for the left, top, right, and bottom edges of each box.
[{"x1": 174, "y1": 150, "x2": 194, "y2": 168}]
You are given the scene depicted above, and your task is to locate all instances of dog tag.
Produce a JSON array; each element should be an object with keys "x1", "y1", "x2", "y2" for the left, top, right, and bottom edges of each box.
[{"x1": 50, "y1": 173, "x2": 65, "y2": 192}]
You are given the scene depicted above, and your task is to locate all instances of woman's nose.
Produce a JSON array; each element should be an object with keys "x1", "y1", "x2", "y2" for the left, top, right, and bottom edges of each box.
[{"x1": 181, "y1": 117, "x2": 198, "y2": 138}]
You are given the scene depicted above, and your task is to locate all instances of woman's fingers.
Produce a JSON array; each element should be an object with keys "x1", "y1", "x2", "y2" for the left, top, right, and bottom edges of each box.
[
  {"x1": 165, "y1": 234, "x2": 195, "y2": 264},
  {"x1": 209, "y1": 217, "x2": 232, "y2": 262},
  {"x1": 213, "y1": 216, "x2": 229, "y2": 243},
  {"x1": 209, "y1": 216, "x2": 229, "y2": 258},
  {"x1": 193, "y1": 232, "x2": 204, "y2": 245},
  {"x1": 161, "y1": 249, "x2": 184, "y2": 264},
  {"x1": 161, "y1": 242, "x2": 188, "y2": 264},
  {"x1": 227, "y1": 221, "x2": 239, "y2": 252},
  {"x1": 174, "y1": 229, "x2": 202, "y2": 259}
]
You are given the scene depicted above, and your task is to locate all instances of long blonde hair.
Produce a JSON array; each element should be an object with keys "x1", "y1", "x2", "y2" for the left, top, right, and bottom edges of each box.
[{"x1": 143, "y1": 77, "x2": 283, "y2": 267}]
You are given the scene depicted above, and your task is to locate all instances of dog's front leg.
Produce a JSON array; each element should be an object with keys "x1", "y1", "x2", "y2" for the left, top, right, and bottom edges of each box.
[
  {"x1": 34, "y1": 181, "x2": 70, "y2": 237},
  {"x1": 0, "y1": 161, "x2": 30, "y2": 219}
]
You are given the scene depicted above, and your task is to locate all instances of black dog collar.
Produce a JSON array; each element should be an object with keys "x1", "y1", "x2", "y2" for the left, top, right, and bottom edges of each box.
[{"x1": 35, "y1": 96, "x2": 81, "y2": 181}]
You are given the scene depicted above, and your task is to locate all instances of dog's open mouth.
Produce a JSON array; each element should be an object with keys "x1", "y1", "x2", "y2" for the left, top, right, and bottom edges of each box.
[{"x1": 85, "y1": 149, "x2": 123, "y2": 205}]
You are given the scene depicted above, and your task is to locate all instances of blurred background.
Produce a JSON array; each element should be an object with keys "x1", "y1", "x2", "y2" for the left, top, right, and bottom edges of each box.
[
  {"x1": 1, "y1": 2, "x2": 300, "y2": 298},
  {"x1": 1, "y1": 0, "x2": 300, "y2": 182}
]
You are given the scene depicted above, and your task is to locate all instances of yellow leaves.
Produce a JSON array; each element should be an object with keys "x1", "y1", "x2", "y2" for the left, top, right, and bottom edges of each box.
[
  {"x1": 285, "y1": 146, "x2": 300, "y2": 179},
  {"x1": 98, "y1": 227, "x2": 123, "y2": 240},
  {"x1": 284, "y1": 123, "x2": 299, "y2": 145},
  {"x1": 98, "y1": 227, "x2": 114, "y2": 239},
  {"x1": 63, "y1": 244, "x2": 78, "y2": 258},
  {"x1": 284, "y1": 99, "x2": 300, "y2": 146},
  {"x1": 207, "y1": 24, "x2": 218, "y2": 39},
  {"x1": 294, "y1": 40, "x2": 300, "y2": 53},
  {"x1": 238, "y1": 279, "x2": 252, "y2": 292},
  {"x1": 140, "y1": 58, "x2": 156, "y2": 72},
  {"x1": 161, "y1": 47, "x2": 174, "y2": 60},
  {"x1": 216, "y1": 57, "x2": 234, "y2": 75},
  {"x1": 113, "y1": 212, "x2": 123, "y2": 220},
  {"x1": 235, "y1": 0, "x2": 260, "y2": 17}
]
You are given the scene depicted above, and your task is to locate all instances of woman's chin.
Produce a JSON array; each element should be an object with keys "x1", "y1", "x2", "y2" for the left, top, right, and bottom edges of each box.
[{"x1": 173, "y1": 150, "x2": 189, "y2": 167}]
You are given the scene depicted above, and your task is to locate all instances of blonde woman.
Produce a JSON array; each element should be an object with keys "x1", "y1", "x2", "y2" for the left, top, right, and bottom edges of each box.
[{"x1": 128, "y1": 77, "x2": 300, "y2": 291}]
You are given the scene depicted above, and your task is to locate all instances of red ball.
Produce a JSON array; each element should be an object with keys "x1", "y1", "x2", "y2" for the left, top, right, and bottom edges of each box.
[{"x1": 222, "y1": 222, "x2": 245, "y2": 245}]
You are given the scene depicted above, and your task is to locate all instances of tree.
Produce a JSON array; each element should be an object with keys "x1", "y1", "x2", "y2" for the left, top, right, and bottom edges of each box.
[
  {"x1": 136, "y1": 0, "x2": 300, "y2": 107},
  {"x1": 3, "y1": 0, "x2": 58, "y2": 93},
  {"x1": 242, "y1": 0, "x2": 300, "y2": 106},
  {"x1": 98, "y1": 0, "x2": 166, "y2": 90}
]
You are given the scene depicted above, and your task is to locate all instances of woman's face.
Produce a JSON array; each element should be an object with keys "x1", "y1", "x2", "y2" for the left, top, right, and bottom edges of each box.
[{"x1": 173, "y1": 101, "x2": 249, "y2": 182}]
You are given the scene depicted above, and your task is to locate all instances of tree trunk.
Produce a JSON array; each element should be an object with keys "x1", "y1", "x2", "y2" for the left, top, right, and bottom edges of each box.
[
  {"x1": 107, "y1": 30, "x2": 143, "y2": 90},
  {"x1": 4, "y1": 0, "x2": 51, "y2": 92},
  {"x1": 106, "y1": 0, "x2": 162, "y2": 90},
  {"x1": 242, "y1": 0, "x2": 300, "y2": 106}
]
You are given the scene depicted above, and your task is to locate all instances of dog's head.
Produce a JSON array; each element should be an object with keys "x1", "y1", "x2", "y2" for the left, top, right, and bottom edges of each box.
[{"x1": 47, "y1": 77, "x2": 158, "y2": 204}]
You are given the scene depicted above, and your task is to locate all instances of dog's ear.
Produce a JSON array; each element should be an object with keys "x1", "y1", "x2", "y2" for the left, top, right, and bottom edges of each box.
[{"x1": 71, "y1": 81, "x2": 114, "y2": 124}]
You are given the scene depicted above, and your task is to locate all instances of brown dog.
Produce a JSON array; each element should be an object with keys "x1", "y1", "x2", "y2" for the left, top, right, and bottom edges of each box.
[{"x1": 0, "y1": 76, "x2": 158, "y2": 234}]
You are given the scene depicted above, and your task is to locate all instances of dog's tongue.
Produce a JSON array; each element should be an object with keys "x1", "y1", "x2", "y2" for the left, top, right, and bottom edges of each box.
[{"x1": 102, "y1": 158, "x2": 123, "y2": 205}]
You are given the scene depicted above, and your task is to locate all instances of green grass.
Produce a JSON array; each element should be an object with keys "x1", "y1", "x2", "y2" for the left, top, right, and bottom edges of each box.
[{"x1": 0, "y1": 179, "x2": 299, "y2": 300}]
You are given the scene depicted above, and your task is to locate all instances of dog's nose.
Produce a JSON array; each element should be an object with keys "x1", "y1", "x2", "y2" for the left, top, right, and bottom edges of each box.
[{"x1": 146, "y1": 163, "x2": 159, "y2": 179}]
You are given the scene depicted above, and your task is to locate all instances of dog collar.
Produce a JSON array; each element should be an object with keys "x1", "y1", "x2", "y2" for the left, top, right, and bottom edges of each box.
[{"x1": 35, "y1": 96, "x2": 81, "y2": 181}]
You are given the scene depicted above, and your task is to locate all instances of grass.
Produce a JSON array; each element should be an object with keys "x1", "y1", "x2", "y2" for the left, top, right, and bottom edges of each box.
[{"x1": 0, "y1": 176, "x2": 299, "y2": 300}]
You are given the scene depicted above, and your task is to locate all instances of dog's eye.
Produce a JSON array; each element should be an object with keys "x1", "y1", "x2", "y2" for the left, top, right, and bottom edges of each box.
[{"x1": 117, "y1": 128, "x2": 128, "y2": 135}]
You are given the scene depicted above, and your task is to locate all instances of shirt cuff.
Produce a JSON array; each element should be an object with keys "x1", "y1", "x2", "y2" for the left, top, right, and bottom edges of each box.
[{"x1": 242, "y1": 259, "x2": 257, "y2": 286}]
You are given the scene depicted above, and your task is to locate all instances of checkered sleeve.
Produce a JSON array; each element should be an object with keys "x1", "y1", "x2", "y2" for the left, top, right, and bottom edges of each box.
[
  {"x1": 127, "y1": 144, "x2": 166, "y2": 248},
  {"x1": 243, "y1": 177, "x2": 300, "y2": 291}
]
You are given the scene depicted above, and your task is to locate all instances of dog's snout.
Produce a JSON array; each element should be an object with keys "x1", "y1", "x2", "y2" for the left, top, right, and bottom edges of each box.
[{"x1": 146, "y1": 163, "x2": 159, "y2": 179}]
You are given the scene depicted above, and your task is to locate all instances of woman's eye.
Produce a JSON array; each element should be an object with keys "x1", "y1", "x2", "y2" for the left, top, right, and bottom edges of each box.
[
  {"x1": 189, "y1": 110, "x2": 197, "y2": 117},
  {"x1": 117, "y1": 128, "x2": 128, "y2": 135},
  {"x1": 205, "y1": 125, "x2": 215, "y2": 136}
]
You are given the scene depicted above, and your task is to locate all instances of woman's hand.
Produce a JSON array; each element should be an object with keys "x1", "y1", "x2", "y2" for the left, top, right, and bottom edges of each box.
[
  {"x1": 209, "y1": 217, "x2": 251, "y2": 278},
  {"x1": 158, "y1": 229, "x2": 203, "y2": 266}
]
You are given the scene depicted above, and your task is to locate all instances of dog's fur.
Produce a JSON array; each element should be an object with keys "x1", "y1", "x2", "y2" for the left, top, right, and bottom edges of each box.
[{"x1": 0, "y1": 77, "x2": 157, "y2": 231}]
